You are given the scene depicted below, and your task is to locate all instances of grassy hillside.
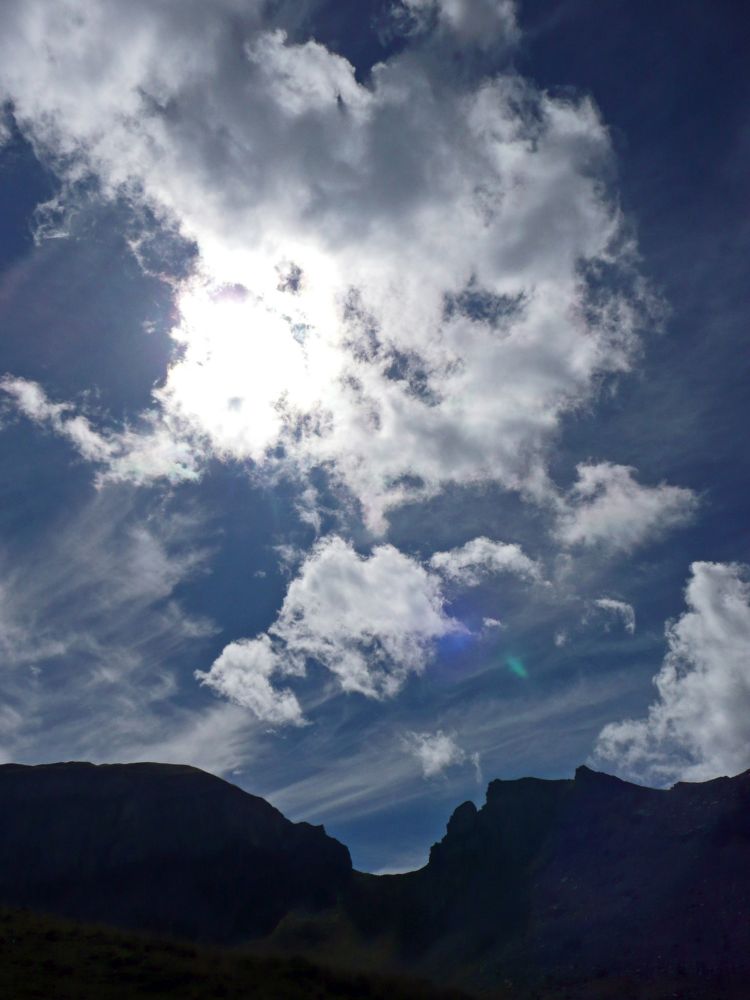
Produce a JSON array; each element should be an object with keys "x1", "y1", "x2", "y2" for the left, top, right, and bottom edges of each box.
[
  {"x1": 0, "y1": 907, "x2": 469, "y2": 1000},
  {"x1": 2, "y1": 905, "x2": 748, "y2": 999},
  {"x1": 256, "y1": 905, "x2": 750, "y2": 1000}
]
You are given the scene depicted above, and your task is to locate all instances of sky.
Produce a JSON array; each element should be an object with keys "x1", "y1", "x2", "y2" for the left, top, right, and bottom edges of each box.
[{"x1": 0, "y1": 0, "x2": 748, "y2": 873}]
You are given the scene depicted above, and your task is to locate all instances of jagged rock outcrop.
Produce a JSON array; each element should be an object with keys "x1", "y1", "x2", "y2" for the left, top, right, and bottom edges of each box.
[
  {"x1": 343, "y1": 765, "x2": 750, "y2": 990},
  {"x1": 0, "y1": 762, "x2": 351, "y2": 942}
]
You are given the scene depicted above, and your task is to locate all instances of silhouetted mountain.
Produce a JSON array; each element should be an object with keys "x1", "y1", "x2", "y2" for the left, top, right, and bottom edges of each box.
[
  {"x1": 3, "y1": 761, "x2": 750, "y2": 996},
  {"x1": 437, "y1": 763, "x2": 750, "y2": 986},
  {"x1": 0, "y1": 762, "x2": 351, "y2": 943},
  {"x1": 273, "y1": 765, "x2": 750, "y2": 994}
]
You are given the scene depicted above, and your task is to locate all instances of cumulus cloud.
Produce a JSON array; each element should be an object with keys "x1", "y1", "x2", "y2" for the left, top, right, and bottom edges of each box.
[
  {"x1": 555, "y1": 463, "x2": 697, "y2": 552},
  {"x1": 430, "y1": 536, "x2": 541, "y2": 586},
  {"x1": 594, "y1": 561, "x2": 750, "y2": 784},
  {"x1": 195, "y1": 636, "x2": 305, "y2": 727},
  {"x1": 404, "y1": 729, "x2": 479, "y2": 778},
  {"x1": 593, "y1": 597, "x2": 636, "y2": 634},
  {"x1": 199, "y1": 534, "x2": 547, "y2": 723},
  {"x1": 198, "y1": 536, "x2": 459, "y2": 719},
  {"x1": 0, "y1": 0, "x2": 655, "y2": 531}
]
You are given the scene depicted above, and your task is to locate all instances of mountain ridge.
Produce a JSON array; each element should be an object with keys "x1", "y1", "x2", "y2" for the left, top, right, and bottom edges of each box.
[
  {"x1": 2, "y1": 760, "x2": 750, "y2": 994},
  {"x1": 269, "y1": 762, "x2": 750, "y2": 991},
  {"x1": 0, "y1": 759, "x2": 351, "y2": 943}
]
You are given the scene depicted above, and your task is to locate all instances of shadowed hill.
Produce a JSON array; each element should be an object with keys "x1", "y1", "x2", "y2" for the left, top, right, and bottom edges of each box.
[
  {"x1": 0, "y1": 906, "x2": 472, "y2": 1000},
  {"x1": 272, "y1": 765, "x2": 750, "y2": 993},
  {"x1": 0, "y1": 762, "x2": 351, "y2": 943},
  {"x1": 3, "y1": 761, "x2": 750, "y2": 995}
]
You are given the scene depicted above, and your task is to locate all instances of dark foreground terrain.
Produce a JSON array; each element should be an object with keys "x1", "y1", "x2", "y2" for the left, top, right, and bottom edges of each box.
[
  {"x1": 1, "y1": 907, "x2": 747, "y2": 1000},
  {"x1": 2, "y1": 761, "x2": 749, "y2": 997},
  {"x1": 0, "y1": 906, "x2": 468, "y2": 1000}
]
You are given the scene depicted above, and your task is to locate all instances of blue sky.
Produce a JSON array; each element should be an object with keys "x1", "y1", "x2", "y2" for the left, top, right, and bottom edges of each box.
[{"x1": 0, "y1": 0, "x2": 748, "y2": 873}]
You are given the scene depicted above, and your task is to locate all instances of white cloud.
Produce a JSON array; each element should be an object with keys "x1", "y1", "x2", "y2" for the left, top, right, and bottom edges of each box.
[
  {"x1": 198, "y1": 536, "x2": 458, "y2": 718},
  {"x1": 0, "y1": 108, "x2": 11, "y2": 148},
  {"x1": 272, "y1": 538, "x2": 457, "y2": 697},
  {"x1": 0, "y1": 376, "x2": 114, "y2": 463},
  {"x1": 1, "y1": 376, "x2": 201, "y2": 485},
  {"x1": 482, "y1": 616, "x2": 505, "y2": 630},
  {"x1": 555, "y1": 463, "x2": 697, "y2": 552},
  {"x1": 404, "y1": 729, "x2": 476, "y2": 778},
  {"x1": 295, "y1": 485, "x2": 323, "y2": 534},
  {"x1": 430, "y1": 536, "x2": 541, "y2": 586},
  {"x1": 593, "y1": 597, "x2": 636, "y2": 634},
  {"x1": 396, "y1": 0, "x2": 519, "y2": 48},
  {"x1": 594, "y1": 561, "x2": 750, "y2": 784},
  {"x1": 0, "y1": 0, "x2": 656, "y2": 531},
  {"x1": 196, "y1": 636, "x2": 305, "y2": 727}
]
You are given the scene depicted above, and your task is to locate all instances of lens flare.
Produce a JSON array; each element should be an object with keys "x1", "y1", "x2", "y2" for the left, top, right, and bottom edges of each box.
[{"x1": 505, "y1": 655, "x2": 528, "y2": 679}]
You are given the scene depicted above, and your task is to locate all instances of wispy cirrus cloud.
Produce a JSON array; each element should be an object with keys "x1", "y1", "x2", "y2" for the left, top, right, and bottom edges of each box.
[
  {"x1": 0, "y1": 489, "x2": 231, "y2": 767},
  {"x1": 264, "y1": 665, "x2": 641, "y2": 834}
]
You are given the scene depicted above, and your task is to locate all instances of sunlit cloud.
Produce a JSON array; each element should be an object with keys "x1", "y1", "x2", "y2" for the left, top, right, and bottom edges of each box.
[
  {"x1": 595, "y1": 562, "x2": 750, "y2": 784},
  {"x1": 0, "y1": 0, "x2": 659, "y2": 536},
  {"x1": 554, "y1": 463, "x2": 697, "y2": 553},
  {"x1": 198, "y1": 536, "x2": 460, "y2": 717},
  {"x1": 593, "y1": 597, "x2": 636, "y2": 635},
  {"x1": 430, "y1": 536, "x2": 542, "y2": 586},
  {"x1": 198, "y1": 531, "x2": 547, "y2": 722},
  {"x1": 403, "y1": 729, "x2": 481, "y2": 779},
  {"x1": 0, "y1": 0, "x2": 718, "y2": 826}
]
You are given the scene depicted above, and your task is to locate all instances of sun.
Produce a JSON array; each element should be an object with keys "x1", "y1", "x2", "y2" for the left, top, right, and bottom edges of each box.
[{"x1": 159, "y1": 248, "x2": 345, "y2": 463}]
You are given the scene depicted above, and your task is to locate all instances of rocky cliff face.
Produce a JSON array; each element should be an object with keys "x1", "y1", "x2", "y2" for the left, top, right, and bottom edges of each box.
[
  {"x1": 352, "y1": 765, "x2": 750, "y2": 989},
  {"x1": 3, "y1": 760, "x2": 750, "y2": 993},
  {"x1": 0, "y1": 762, "x2": 351, "y2": 943}
]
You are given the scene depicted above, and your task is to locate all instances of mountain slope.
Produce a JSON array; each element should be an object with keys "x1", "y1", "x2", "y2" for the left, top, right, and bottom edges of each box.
[
  {"x1": 329, "y1": 765, "x2": 750, "y2": 991},
  {"x1": 0, "y1": 906, "x2": 471, "y2": 1000},
  {"x1": 0, "y1": 762, "x2": 351, "y2": 942},
  {"x1": 3, "y1": 760, "x2": 750, "y2": 995}
]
